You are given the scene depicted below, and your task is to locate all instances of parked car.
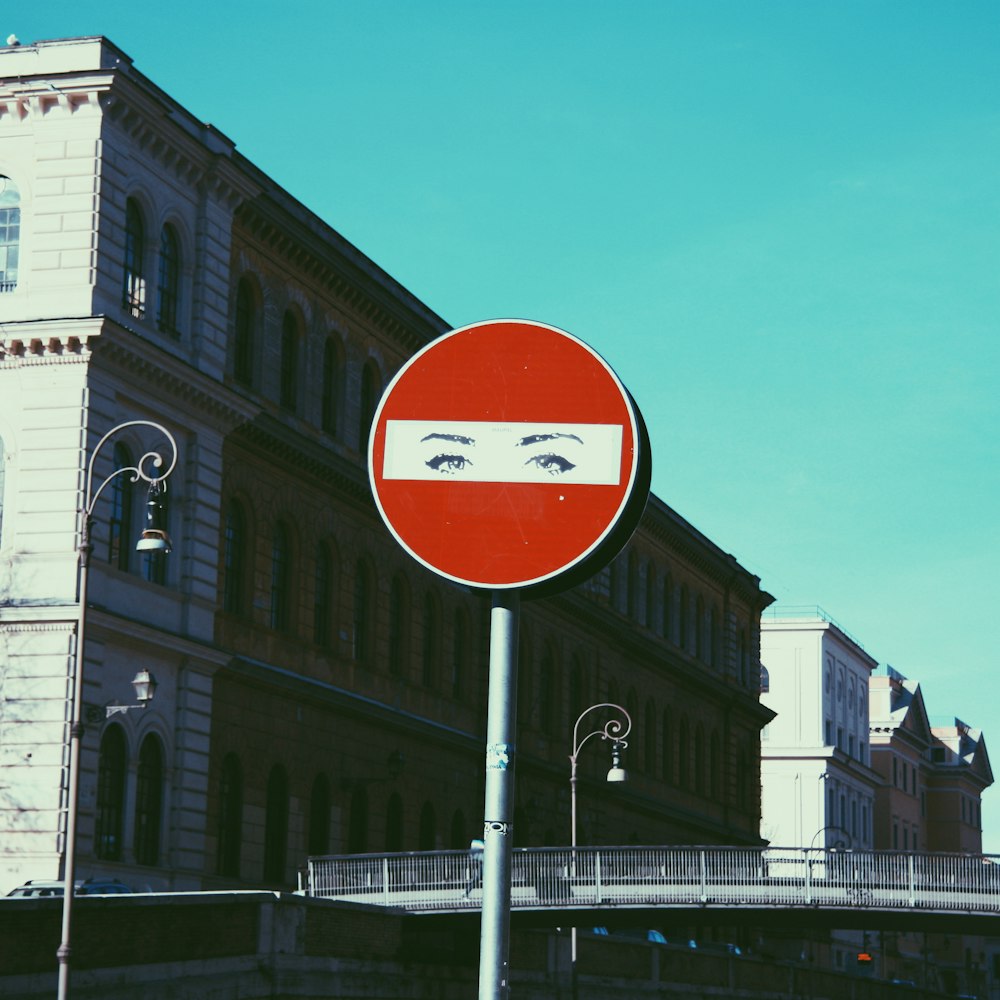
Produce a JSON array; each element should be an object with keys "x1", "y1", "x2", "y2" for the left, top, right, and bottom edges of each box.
[{"x1": 6, "y1": 878, "x2": 133, "y2": 898}]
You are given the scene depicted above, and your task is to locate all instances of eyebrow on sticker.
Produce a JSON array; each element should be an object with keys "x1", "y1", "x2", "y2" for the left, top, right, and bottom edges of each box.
[
  {"x1": 516, "y1": 432, "x2": 584, "y2": 447},
  {"x1": 420, "y1": 432, "x2": 477, "y2": 446}
]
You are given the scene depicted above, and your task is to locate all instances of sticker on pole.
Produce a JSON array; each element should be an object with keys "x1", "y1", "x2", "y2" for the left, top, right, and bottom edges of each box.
[{"x1": 369, "y1": 319, "x2": 651, "y2": 595}]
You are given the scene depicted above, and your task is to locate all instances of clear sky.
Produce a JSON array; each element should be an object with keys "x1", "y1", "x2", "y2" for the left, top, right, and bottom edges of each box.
[{"x1": 9, "y1": 2, "x2": 1000, "y2": 845}]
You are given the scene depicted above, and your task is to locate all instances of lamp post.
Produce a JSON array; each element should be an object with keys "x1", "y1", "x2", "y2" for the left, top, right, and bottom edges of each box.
[
  {"x1": 568, "y1": 702, "x2": 631, "y2": 994},
  {"x1": 57, "y1": 420, "x2": 178, "y2": 1000}
]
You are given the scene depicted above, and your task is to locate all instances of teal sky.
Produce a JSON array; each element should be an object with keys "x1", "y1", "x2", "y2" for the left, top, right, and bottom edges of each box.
[{"x1": 10, "y1": 2, "x2": 1000, "y2": 846}]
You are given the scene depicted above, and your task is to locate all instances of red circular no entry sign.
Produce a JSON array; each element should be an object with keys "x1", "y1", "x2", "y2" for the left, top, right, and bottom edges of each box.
[{"x1": 369, "y1": 319, "x2": 650, "y2": 593}]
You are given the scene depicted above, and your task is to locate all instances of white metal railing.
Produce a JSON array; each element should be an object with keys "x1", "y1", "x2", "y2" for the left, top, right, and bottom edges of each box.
[{"x1": 302, "y1": 845, "x2": 1000, "y2": 916}]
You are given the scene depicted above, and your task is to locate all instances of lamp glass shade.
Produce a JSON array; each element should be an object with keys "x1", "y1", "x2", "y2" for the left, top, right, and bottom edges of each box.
[
  {"x1": 131, "y1": 669, "x2": 158, "y2": 704},
  {"x1": 136, "y1": 528, "x2": 172, "y2": 553},
  {"x1": 606, "y1": 765, "x2": 628, "y2": 783}
]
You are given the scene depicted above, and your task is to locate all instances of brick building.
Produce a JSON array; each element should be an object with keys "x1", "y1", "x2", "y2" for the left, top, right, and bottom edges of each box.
[{"x1": 0, "y1": 35, "x2": 773, "y2": 896}]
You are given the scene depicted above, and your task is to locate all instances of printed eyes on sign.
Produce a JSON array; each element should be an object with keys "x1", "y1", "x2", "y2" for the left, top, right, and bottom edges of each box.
[
  {"x1": 426, "y1": 453, "x2": 474, "y2": 475},
  {"x1": 524, "y1": 453, "x2": 576, "y2": 476}
]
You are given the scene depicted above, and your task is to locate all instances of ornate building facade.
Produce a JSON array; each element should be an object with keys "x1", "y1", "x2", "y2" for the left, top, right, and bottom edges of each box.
[{"x1": 0, "y1": 36, "x2": 773, "y2": 895}]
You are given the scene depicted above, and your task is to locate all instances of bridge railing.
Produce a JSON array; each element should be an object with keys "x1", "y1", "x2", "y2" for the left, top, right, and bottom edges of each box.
[{"x1": 301, "y1": 845, "x2": 1000, "y2": 915}]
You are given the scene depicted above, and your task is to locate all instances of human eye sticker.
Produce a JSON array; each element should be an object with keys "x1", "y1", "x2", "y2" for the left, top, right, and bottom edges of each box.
[{"x1": 382, "y1": 421, "x2": 622, "y2": 485}]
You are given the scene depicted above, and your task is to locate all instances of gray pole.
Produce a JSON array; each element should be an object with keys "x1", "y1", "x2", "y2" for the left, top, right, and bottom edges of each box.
[{"x1": 478, "y1": 589, "x2": 519, "y2": 1000}]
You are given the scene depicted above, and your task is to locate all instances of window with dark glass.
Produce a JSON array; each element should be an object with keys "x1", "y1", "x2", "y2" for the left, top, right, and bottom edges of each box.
[
  {"x1": 695, "y1": 595, "x2": 705, "y2": 661},
  {"x1": 0, "y1": 175, "x2": 20, "y2": 293},
  {"x1": 679, "y1": 585, "x2": 690, "y2": 650},
  {"x1": 234, "y1": 278, "x2": 255, "y2": 386},
  {"x1": 348, "y1": 785, "x2": 368, "y2": 853},
  {"x1": 156, "y1": 224, "x2": 180, "y2": 334},
  {"x1": 644, "y1": 561, "x2": 656, "y2": 630},
  {"x1": 313, "y1": 543, "x2": 333, "y2": 648},
  {"x1": 308, "y1": 774, "x2": 331, "y2": 856},
  {"x1": 645, "y1": 700, "x2": 657, "y2": 774},
  {"x1": 142, "y1": 484, "x2": 169, "y2": 585},
  {"x1": 538, "y1": 647, "x2": 556, "y2": 733},
  {"x1": 451, "y1": 610, "x2": 468, "y2": 699},
  {"x1": 263, "y1": 764, "x2": 289, "y2": 883},
  {"x1": 223, "y1": 501, "x2": 247, "y2": 615},
  {"x1": 134, "y1": 734, "x2": 164, "y2": 866},
  {"x1": 107, "y1": 443, "x2": 133, "y2": 572},
  {"x1": 122, "y1": 199, "x2": 146, "y2": 318},
  {"x1": 95, "y1": 725, "x2": 127, "y2": 861},
  {"x1": 662, "y1": 572, "x2": 673, "y2": 642},
  {"x1": 321, "y1": 337, "x2": 340, "y2": 435},
  {"x1": 217, "y1": 753, "x2": 243, "y2": 877},
  {"x1": 359, "y1": 361, "x2": 379, "y2": 453},
  {"x1": 270, "y1": 521, "x2": 292, "y2": 632},
  {"x1": 352, "y1": 559, "x2": 373, "y2": 663},
  {"x1": 385, "y1": 793, "x2": 403, "y2": 852},
  {"x1": 388, "y1": 575, "x2": 408, "y2": 676},
  {"x1": 422, "y1": 592, "x2": 440, "y2": 688},
  {"x1": 662, "y1": 709, "x2": 673, "y2": 784},
  {"x1": 279, "y1": 312, "x2": 298, "y2": 411},
  {"x1": 418, "y1": 801, "x2": 436, "y2": 851}
]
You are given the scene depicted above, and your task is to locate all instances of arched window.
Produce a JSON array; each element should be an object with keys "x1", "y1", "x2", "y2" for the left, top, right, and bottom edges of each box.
[
  {"x1": 321, "y1": 337, "x2": 341, "y2": 436},
  {"x1": 313, "y1": 542, "x2": 334, "y2": 648},
  {"x1": 308, "y1": 774, "x2": 331, "y2": 856},
  {"x1": 759, "y1": 665, "x2": 770, "y2": 694},
  {"x1": 352, "y1": 559, "x2": 374, "y2": 663},
  {"x1": 95, "y1": 725, "x2": 127, "y2": 861},
  {"x1": 123, "y1": 198, "x2": 146, "y2": 318},
  {"x1": 679, "y1": 716, "x2": 691, "y2": 790},
  {"x1": 418, "y1": 801, "x2": 436, "y2": 851},
  {"x1": 223, "y1": 501, "x2": 248, "y2": 615},
  {"x1": 662, "y1": 572, "x2": 674, "y2": 642},
  {"x1": 107, "y1": 443, "x2": 133, "y2": 572},
  {"x1": 359, "y1": 360, "x2": 380, "y2": 453},
  {"x1": 134, "y1": 734, "x2": 164, "y2": 866},
  {"x1": 679, "y1": 585, "x2": 690, "y2": 651},
  {"x1": 279, "y1": 311, "x2": 299, "y2": 412},
  {"x1": 156, "y1": 224, "x2": 180, "y2": 334},
  {"x1": 645, "y1": 561, "x2": 657, "y2": 631},
  {"x1": 217, "y1": 753, "x2": 243, "y2": 877},
  {"x1": 263, "y1": 764, "x2": 289, "y2": 883},
  {"x1": 452, "y1": 609, "x2": 468, "y2": 699},
  {"x1": 385, "y1": 793, "x2": 403, "y2": 852},
  {"x1": 388, "y1": 575, "x2": 409, "y2": 677},
  {"x1": 347, "y1": 785, "x2": 368, "y2": 853},
  {"x1": 0, "y1": 175, "x2": 20, "y2": 293},
  {"x1": 538, "y1": 646, "x2": 557, "y2": 733},
  {"x1": 662, "y1": 708, "x2": 673, "y2": 785},
  {"x1": 422, "y1": 591, "x2": 441, "y2": 689},
  {"x1": 270, "y1": 521, "x2": 292, "y2": 632},
  {"x1": 644, "y1": 700, "x2": 657, "y2": 775},
  {"x1": 233, "y1": 277, "x2": 255, "y2": 386}
]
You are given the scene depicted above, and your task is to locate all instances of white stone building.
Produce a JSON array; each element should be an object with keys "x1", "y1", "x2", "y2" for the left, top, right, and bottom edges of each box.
[{"x1": 759, "y1": 608, "x2": 879, "y2": 851}]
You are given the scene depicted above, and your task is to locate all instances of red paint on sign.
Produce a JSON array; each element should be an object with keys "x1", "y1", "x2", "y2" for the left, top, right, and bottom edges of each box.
[{"x1": 369, "y1": 319, "x2": 647, "y2": 590}]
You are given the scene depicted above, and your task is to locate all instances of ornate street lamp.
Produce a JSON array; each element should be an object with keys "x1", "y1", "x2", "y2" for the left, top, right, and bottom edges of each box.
[
  {"x1": 568, "y1": 702, "x2": 631, "y2": 997},
  {"x1": 57, "y1": 420, "x2": 178, "y2": 1000}
]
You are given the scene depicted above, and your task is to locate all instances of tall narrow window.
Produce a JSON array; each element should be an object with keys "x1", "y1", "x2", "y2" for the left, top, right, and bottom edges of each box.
[
  {"x1": 122, "y1": 199, "x2": 146, "y2": 318},
  {"x1": 710, "y1": 731, "x2": 722, "y2": 798},
  {"x1": 233, "y1": 277, "x2": 255, "y2": 386},
  {"x1": 156, "y1": 224, "x2": 180, "y2": 334},
  {"x1": 452, "y1": 609, "x2": 468, "y2": 699},
  {"x1": 270, "y1": 521, "x2": 292, "y2": 632},
  {"x1": 313, "y1": 543, "x2": 334, "y2": 648},
  {"x1": 626, "y1": 550, "x2": 639, "y2": 619},
  {"x1": 308, "y1": 774, "x2": 331, "y2": 856},
  {"x1": 321, "y1": 337, "x2": 340, "y2": 436},
  {"x1": 679, "y1": 717, "x2": 691, "y2": 790},
  {"x1": 538, "y1": 646, "x2": 556, "y2": 733},
  {"x1": 662, "y1": 708, "x2": 673, "y2": 785},
  {"x1": 679, "y1": 585, "x2": 690, "y2": 650},
  {"x1": 388, "y1": 576, "x2": 409, "y2": 677},
  {"x1": 662, "y1": 572, "x2": 673, "y2": 642},
  {"x1": 569, "y1": 656, "x2": 586, "y2": 717},
  {"x1": 352, "y1": 559, "x2": 374, "y2": 663},
  {"x1": 422, "y1": 592, "x2": 440, "y2": 688},
  {"x1": 348, "y1": 785, "x2": 368, "y2": 853},
  {"x1": 217, "y1": 753, "x2": 243, "y2": 877},
  {"x1": 279, "y1": 312, "x2": 298, "y2": 411},
  {"x1": 215, "y1": 753, "x2": 243, "y2": 878},
  {"x1": 263, "y1": 764, "x2": 289, "y2": 884},
  {"x1": 645, "y1": 561, "x2": 657, "y2": 631},
  {"x1": 695, "y1": 595, "x2": 706, "y2": 661},
  {"x1": 134, "y1": 734, "x2": 164, "y2": 866},
  {"x1": 645, "y1": 700, "x2": 657, "y2": 775},
  {"x1": 223, "y1": 501, "x2": 247, "y2": 615},
  {"x1": 0, "y1": 175, "x2": 20, "y2": 293},
  {"x1": 95, "y1": 725, "x2": 127, "y2": 861},
  {"x1": 107, "y1": 443, "x2": 133, "y2": 572},
  {"x1": 359, "y1": 361, "x2": 379, "y2": 453},
  {"x1": 694, "y1": 724, "x2": 706, "y2": 794},
  {"x1": 710, "y1": 605, "x2": 721, "y2": 668}
]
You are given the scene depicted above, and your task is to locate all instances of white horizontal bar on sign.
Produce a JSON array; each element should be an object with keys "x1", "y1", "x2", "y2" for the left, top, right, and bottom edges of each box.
[{"x1": 382, "y1": 420, "x2": 624, "y2": 485}]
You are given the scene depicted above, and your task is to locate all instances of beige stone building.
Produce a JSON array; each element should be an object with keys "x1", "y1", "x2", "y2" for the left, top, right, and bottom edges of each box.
[{"x1": 0, "y1": 35, "x2": 773, "y2": 897}]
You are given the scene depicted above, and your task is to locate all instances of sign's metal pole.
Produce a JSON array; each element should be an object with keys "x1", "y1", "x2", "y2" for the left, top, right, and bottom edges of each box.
[{"x1": 479, "y1": 589, "x2": 519, "y2": 1000}]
